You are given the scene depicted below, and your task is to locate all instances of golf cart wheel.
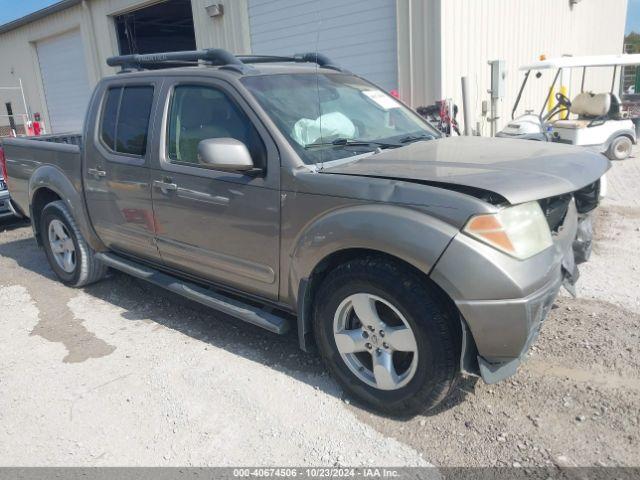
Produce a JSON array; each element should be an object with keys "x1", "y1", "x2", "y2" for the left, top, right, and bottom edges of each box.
[
  {"x1": 606, "y1": 135, "x2": 633, "y2": 160},
  {"x1": 41, "y1": 201, "x2": 107, "y2": 287},
  {"x1": 312, "y1": 256, "x2": 460, "y2": 416}
]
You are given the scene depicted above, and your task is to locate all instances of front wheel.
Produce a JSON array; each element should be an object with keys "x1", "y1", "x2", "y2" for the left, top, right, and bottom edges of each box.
[
  {"x1": 313, "y1": 257, "x2": 460, "y2": 416},
  {"x1": 41, "y1": 201, "x2": 107, "y2": 287},
  {"x1": 606, "y1": 135, "x2": 633, "y2": 160}
]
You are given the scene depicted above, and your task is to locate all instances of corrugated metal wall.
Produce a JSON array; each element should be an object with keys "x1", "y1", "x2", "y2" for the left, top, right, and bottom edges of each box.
[
  {"x1": 0, "y1": 0, "x2": 629, "y2": 135},
  {"x1": 437, "y1": 0, "x2": 628, "y2": 134},
  {"x1": 247, "y1": 0, "x2": 398, "y2": 91}
]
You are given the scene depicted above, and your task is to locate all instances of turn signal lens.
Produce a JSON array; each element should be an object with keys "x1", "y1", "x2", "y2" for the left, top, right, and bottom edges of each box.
[{"x1": 464, "y1": 202, "x2": 553, "y2": 259}]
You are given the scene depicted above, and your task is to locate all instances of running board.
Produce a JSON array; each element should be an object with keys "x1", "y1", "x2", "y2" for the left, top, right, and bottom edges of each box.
[{"x1": 95, "y1": 252, "x2": 289, "y2": 335}]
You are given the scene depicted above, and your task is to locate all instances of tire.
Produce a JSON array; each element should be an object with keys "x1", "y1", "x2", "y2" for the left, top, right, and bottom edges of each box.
[
  {"x1": 313, "y1": 256, "x2": 460, "y2": 416},
  {"x1": 606, "y1": 135, "x2": 633, "y2": 160},
  {"x1": 41, "y1": 200, "x2": 107, "y2": 287}
]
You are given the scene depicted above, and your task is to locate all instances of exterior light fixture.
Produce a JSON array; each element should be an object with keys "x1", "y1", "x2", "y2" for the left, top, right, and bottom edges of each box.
[{"x1": 206, "y1": 4, "x2": 224, "y2": 17}]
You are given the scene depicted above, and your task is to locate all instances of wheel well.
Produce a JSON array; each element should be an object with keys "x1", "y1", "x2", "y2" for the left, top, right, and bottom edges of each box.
[
  {"x1": 300, "y1": 248, "x2": 468, "y2": 363},
  {"x1": 31, "y1": 188, "x2": 61, "y2": 245},
  {"x1": 610, "y1": 133, "x2": 636, "y2": 146}
]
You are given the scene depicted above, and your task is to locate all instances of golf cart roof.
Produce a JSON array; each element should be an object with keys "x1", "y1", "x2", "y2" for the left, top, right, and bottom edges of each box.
[{"x1": 519, "y1": 54, "x2": 640, "y2": 71}]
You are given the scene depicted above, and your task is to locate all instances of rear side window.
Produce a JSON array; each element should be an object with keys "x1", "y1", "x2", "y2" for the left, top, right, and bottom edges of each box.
[
  {"x1": 101, "y1": 88, "x2": 120, "y2": 150},
  {"x1": 100, "y1": 85, "x2": 154, "y2": 156}
]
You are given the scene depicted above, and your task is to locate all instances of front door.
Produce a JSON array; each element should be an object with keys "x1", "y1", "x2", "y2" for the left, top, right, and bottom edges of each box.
[
  {"x1": 150, "y1": 80, "x2": 280, "y2": 300},
  {"x1": 83, "y1": 81, "x2": 162, "y2": 263}
]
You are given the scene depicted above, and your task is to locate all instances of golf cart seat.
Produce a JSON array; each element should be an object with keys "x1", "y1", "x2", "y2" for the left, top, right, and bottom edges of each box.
[{"x1": 554, "y1": 92, "x2": 621, "y2": 129}]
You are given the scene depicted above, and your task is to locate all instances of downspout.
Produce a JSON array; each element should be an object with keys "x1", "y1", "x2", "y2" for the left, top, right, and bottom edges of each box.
[
  {"x1": 82, "y1": 0, "x2": 102, "y2": 83},
  {"x1": 432, "y1": 0, "x2": 443, "y2": 103},
  {"x1": 408, "y1": 0, "x2": 414, "y2": 105}
]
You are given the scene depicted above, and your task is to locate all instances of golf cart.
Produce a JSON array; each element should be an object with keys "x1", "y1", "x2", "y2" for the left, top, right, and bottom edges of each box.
[{"x1": 498, "y1": 54, "x2": 640, "y2": 160}]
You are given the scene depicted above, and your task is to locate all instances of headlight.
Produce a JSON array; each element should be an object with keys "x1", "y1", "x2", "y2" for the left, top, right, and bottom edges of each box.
[{"x1": 463, "y1": 201, "x2": 553, "y2": 259}]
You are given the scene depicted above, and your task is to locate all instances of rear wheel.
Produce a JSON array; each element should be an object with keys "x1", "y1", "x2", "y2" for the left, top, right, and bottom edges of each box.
[
  {"x1": 606, "y1": 135, "x2": 633, "y2": 160},
  {"x1": 313, "y1": 257, "x2": 460, "y2": 416},
  {"x1": 41, "y1": 201, "x2": 107, "y2": 287}
]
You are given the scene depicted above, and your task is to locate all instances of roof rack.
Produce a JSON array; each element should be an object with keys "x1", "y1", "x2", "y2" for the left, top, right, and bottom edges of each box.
[{"x1": 106, "y1": 48, "x2": 345, "y2": 74}]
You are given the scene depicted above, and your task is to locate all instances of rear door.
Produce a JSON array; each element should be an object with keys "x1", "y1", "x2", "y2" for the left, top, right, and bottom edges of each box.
[
  {"x1": 83, "y1": 80, "x2": 162, "y2": 263},
  {"x1": 149, "y1": 77, "x2": 280, "y2": 300}
]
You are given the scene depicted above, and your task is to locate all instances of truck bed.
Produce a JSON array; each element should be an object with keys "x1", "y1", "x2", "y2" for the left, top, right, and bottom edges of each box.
[{"x1": 1, "y1": 133, "x2": 83, "y2": 218}]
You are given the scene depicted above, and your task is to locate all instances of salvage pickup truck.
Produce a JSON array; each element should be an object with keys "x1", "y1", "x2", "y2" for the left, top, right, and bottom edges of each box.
[{"x1": 0, "y1": 49, "x2": 609, "y2": 415}]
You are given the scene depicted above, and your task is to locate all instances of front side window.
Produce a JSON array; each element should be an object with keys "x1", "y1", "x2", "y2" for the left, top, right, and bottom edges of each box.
[
  {"x1": 166, "y1": 85, "x2": 266, "y2": 168},
  {"x1": 241, "y1": 73, "x2": 439, "y2": 165},
  {"x1": 100, "y1": 85, "x2": 154, "y2": 156}
]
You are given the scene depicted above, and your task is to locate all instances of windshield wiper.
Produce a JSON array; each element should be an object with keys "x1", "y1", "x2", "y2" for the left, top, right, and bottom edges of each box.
[
  {"x1": 304, "y1": 138, "x2": 401, "y2": 150},
  {"x1": 398, "y1": 133, "x2": 435, "y2": 144}
]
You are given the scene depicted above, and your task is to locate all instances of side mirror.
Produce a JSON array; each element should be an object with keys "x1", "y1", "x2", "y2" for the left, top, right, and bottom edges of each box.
[{"x1": 197, "y1": 138, "x2": 254, "y2": 172}]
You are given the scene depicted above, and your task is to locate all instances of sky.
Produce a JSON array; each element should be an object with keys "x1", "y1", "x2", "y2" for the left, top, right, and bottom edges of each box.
[
  {"x1": 0, "y1": 0, "x2": 639, "y2": 34},
  {"x1": 0, "y1": 0, "x2": 59, "y2": 26},
  {"x1": 628, "y1": 0, "x2": 640, "y2": 34}
]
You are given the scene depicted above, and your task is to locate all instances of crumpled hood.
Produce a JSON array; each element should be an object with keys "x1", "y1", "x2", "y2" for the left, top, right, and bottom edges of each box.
[{"x1": 321, "y1": 136, "x2": 610, "y2": 204}]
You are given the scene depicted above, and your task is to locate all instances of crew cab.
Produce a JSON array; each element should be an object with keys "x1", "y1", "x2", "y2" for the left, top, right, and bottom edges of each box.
[{"x1": 0, "y1": 49, "x2": 609, "y2": 415}]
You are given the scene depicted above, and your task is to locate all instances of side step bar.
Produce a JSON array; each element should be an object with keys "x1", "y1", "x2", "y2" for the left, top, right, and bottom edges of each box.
[{"x1": 95, "y1": 252, "x2": 290, "y2": 335}]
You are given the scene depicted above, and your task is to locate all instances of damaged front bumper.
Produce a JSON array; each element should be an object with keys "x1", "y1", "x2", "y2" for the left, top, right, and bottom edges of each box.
[
  {"x1": 474, "y1": 274, "x2": 561, "y2": 383},
  {"x1": 430, "y1": 199, "x2": 582, "y2": 384}
]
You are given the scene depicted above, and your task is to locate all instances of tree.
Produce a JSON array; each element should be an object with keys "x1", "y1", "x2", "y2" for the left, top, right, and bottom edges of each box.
[{"x1": 625, "y1": 32, "x2": 640, "y2": 53}]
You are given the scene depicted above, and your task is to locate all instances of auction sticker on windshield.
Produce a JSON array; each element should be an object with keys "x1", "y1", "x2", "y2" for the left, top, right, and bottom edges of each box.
[{"x1": 362, "y1": 90, "x2": 400, "y2": 110}]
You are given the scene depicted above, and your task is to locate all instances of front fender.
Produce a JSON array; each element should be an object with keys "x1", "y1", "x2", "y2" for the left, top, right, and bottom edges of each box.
[
  {"x1": 289, "y1": 203, "x2": 459, "y2": 305},
  {"x1": 289, "y1": 203, "x2": 459, "y2": 351},
  {"x1": 29, "y1": 165, "x2": 105, "y2": 251}
]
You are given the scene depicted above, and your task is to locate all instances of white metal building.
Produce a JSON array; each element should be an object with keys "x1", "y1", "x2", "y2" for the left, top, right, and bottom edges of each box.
[{"x1": 0, "y1": 0, "x2": 629, "y2": 135}]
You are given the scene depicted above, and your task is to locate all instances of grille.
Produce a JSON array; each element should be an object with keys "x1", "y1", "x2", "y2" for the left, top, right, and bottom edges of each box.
[{"x1": 0, "y1": 178, "x2": 6, "y2": 191}]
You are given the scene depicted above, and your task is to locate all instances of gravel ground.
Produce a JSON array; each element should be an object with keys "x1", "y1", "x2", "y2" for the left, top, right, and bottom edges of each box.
[{"x1": 0, "y1": 148, "x2": 639, "y2": 468}]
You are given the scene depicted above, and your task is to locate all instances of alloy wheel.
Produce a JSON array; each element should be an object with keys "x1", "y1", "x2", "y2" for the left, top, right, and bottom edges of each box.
[
  {"x1": 48, "y1": 219, "x2": 76, "y2": 273},
  {"x1": 333, "y1": 293, "x2": 418, "y2": 390}
]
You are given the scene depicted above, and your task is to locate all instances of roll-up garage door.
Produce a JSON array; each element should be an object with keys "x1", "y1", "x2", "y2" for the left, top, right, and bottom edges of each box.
[
  {"x1": 36, "y1": 29, "x2": 92, "y2": 133},
  {"x1": 248, "y1": 0, "x2": 398, "y2": 91}
]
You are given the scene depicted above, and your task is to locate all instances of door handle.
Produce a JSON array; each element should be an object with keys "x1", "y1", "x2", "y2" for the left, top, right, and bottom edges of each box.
[
  {"x1": 153, "y1": 179, "x2": 178, "y2": 193},
  {"x1": 88, "y1": 168, "x2": 106, "y2": 178}
]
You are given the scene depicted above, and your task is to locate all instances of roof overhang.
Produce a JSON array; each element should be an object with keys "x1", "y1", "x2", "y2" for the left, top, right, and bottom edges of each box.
[
  {"x1": 0, "y1": 0, "x2": 81, "y2": 35},
  {"x1": 519, "y1": 54, "x2": 640, "y2": 71}
]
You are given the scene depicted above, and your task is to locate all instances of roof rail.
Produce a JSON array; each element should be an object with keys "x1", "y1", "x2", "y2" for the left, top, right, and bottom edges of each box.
[
  {"x1": 107, "y1": 48, "x2": 251, "y2": 73},
  {"x1": 236, "y1": 52, "x2": 345, "y2": 72},
  {"x1": 106, "y1": 48, "x2": 344, "y2": 73}
]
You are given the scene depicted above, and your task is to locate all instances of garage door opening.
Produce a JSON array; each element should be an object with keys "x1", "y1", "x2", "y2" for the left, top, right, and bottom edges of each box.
[{"x1": 115, "y1": 0, "x2": 196, "y2": 56}]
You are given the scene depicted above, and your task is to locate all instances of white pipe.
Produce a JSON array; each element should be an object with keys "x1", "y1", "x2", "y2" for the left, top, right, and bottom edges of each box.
[
  {"x1": 461, "y1": 76, "x2": 472, "y2": 136},
  {"x1": 19, "y1": 78, "x2": 30, "y2": 121}
]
